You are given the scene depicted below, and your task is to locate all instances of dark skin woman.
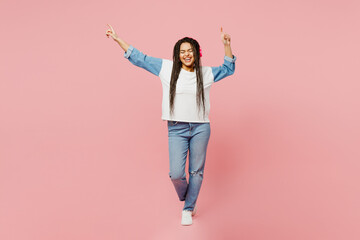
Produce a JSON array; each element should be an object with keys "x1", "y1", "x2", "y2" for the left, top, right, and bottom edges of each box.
[{"x1": 106, "y1": 24, "x2": 235, "y2": 226}]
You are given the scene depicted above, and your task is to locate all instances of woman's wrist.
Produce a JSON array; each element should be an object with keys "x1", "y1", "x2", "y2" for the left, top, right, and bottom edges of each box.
[
  {"x1": 224, "y1": 45, "x2": 233, "y2": 58},
  {"x1": 114, "y1": 38, "x2": 130, "y2": 52}
]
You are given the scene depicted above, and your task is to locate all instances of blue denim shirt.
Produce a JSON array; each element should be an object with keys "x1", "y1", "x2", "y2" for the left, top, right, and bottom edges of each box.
[{"x1": 124, "y1": 45, "x2": 236, "y2": 82}]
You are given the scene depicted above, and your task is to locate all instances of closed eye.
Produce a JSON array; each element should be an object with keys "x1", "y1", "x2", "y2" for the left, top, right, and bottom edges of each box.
[{"x1": 180, "y1": 49, "x2": 194, "y2": 53}]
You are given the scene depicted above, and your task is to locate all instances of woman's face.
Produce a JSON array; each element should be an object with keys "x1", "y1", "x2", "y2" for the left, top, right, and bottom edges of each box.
[{"x1": 179, "y1": 42, "x2": 195, "y2": 71}]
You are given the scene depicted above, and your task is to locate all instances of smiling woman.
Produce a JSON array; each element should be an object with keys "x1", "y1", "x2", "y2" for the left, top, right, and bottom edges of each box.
[
  {"x1": 106, "y1": 24, "x2": 236, "y2": 226},
  {"x1": 170, "y1": 37, "x2": 205, "y2": 119},
  {"x1": 179, "y1": 42, "x2": 196, "y2": 71}
]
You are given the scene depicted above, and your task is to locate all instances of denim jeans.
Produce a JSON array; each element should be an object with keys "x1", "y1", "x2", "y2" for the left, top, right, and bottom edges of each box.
[{"x1": 167, "y1": 121, "x2": 211, "y2": 211}]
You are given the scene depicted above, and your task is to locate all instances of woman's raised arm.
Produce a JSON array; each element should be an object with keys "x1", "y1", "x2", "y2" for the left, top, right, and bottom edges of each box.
[
  {"x1": 211, "y1": 27, "x2": 236, "y2": 82},
  {"x1": 220, "y1": 27, "x2": 234, "y2": 59},
  {"x1": 105, "y1": 24, "x2": 163, "y2": 76},
  {"x1": 106, "y1": 24, "x2": 130, "y2": 52}
]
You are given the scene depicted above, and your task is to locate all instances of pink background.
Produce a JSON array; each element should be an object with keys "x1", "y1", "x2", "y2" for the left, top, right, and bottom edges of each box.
[{"x1": 1, "y1": 0, "x2": 360, "y2": 239}]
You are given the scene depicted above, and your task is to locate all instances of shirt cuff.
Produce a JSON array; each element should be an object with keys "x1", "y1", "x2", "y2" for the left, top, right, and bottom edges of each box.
[
  {"x1": 224, "y1": 55, "x2": 236, "y2": 63},
  {"x1": 124, "y1": 45, "x2": 134, "y2": 59}
]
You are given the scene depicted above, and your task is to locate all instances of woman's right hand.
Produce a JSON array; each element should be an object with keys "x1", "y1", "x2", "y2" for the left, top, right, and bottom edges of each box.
[
  {"x1": 106, "y1": 24, "x2": 119, "y2": 41},
  {"x1": 220, "y1": 27, "x2": 231, "y2": 46}
]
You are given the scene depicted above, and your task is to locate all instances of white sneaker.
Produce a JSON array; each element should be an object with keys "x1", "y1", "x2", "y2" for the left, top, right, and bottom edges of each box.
[
  {"x1": 192, "y1": 205, "x2": 197, "y2": 216},
  {"x1": 181, "y1": 210, "x2": 193, "y2": 225}
]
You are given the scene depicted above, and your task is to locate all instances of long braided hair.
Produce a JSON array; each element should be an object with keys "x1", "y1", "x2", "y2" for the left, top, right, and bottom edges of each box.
[{"x1": 169, "y1": 37, "x2": 205, "y2": 119}]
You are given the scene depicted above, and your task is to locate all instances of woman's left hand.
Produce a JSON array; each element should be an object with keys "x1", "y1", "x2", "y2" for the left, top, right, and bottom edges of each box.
[{"x1": 220, "y1": 27, "x2": 231, "y2": 46}]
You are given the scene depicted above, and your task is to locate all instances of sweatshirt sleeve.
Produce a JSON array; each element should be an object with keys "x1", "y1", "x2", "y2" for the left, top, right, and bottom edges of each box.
[
  {"x1": 211, "y1": 55, "x2": 237, "y2": 82},
  {"x1": 124, "y1": 45, "x2": 163, "y2": 76}
]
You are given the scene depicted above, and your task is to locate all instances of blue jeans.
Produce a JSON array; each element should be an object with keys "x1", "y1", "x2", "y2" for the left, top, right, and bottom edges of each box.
[{"x1": 167, "y1": 121, "x2": 211, "y2": 211}]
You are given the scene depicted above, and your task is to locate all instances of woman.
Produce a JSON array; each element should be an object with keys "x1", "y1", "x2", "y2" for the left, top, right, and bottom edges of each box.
[{"x1": 106, "y1": 24, "x2": 236, "y2": 226}]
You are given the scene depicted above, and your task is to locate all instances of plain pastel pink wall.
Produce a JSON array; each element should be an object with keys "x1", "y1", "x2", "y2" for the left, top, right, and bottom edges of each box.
[{"x1": 1, "y1": 0, "x2": 360, "y2": 239}]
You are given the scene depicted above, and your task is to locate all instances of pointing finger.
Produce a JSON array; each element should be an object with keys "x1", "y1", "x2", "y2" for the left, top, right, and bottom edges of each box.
[{"x1": 107, "y1": 24, "x2": 114, "y2": 32}]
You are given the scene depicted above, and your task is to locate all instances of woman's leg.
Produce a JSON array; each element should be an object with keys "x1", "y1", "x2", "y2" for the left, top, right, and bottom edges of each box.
[
  {"x1": 183, "y1": 122, "x2": 211, "y2": 211},
  {"x1": 168, "y1": 121, "x2": 190, "y2": 201}
]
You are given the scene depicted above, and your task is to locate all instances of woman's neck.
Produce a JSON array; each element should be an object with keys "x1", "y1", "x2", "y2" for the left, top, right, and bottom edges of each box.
[{"x1": 182, "y1": 65, "x2": 194, "y2": 72}]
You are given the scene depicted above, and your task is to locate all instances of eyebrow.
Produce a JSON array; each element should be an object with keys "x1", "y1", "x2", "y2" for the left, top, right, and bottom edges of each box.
[{"x1": 180, "y1": 48, "x2": 193, "y2": 52}]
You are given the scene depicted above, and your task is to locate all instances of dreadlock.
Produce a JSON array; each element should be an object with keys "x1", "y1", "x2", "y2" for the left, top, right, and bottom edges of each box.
[{"x1": 169, "y1": 37, "x2": 205, "y2": 119}]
